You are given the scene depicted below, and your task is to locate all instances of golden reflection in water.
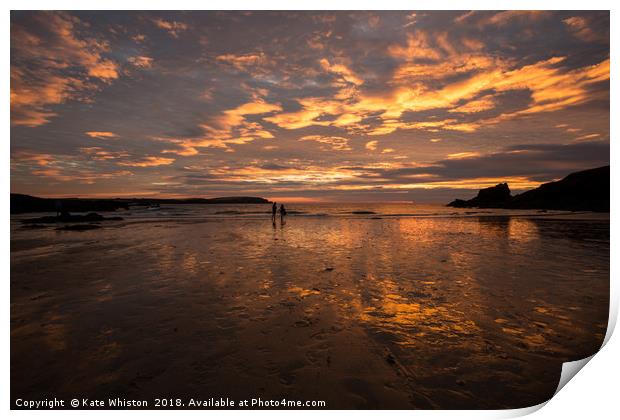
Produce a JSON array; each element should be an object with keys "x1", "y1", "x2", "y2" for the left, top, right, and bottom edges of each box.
[
  {"x1": 44, "y1": 314, "x2": 67, "y2": 351},
  {"x1": 181, "y1": 251, "x2": 200, "y2": 275},
  {"x1": 350, "y1": 217, "x2": 544, "y2": 352},
  {"x1": 357, "y1": 275, "x2": 480, "y2": 348},
  {"x1": 288, "y1": 286, "x2": 321, "y2": 298}
]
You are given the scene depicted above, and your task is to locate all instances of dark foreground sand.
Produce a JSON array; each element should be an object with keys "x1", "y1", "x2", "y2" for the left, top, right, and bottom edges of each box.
[{"x1": 11, "y1": 214, "x2": 609, "y2": 409}]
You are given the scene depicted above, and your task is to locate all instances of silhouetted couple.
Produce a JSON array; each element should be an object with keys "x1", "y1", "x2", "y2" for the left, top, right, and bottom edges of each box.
[{"x1": 272, "y1": 202, "x2": 287, "y2": 226}]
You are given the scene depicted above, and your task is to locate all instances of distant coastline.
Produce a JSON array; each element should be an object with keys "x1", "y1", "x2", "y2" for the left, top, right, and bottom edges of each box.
[{"x1": 10, "y1": 194, "x2": 270, "y2": 214}]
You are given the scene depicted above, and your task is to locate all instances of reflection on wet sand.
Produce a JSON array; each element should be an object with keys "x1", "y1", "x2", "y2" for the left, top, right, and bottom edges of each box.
[{"x1": 11, "y1": 215, "x2": 608, "y2": 409}]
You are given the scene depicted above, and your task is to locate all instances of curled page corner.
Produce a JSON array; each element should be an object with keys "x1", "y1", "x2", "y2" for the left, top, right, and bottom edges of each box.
[
  {"x1": 554, "y1": 355, "x2": 595, "y2": 396},
  {"x1": 501, "y1": 400, "x2": 548, "y2": 418},
  {"x1": 503, "y1": 355, "x2": 597, "y2": 418}
]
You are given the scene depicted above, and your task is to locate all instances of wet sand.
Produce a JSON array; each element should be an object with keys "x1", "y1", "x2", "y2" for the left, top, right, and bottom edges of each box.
[{"x1": 11, "y1": 214, "x2": 609, "y2": 409}]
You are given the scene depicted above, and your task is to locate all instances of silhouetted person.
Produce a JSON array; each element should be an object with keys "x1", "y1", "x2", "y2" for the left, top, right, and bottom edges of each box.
[
  {"x1": 279, "y1": 204, "x2": 287, "y2": 224},
  {"x1": 272, "y1": 202, "x2": 277, "y2": 224}
]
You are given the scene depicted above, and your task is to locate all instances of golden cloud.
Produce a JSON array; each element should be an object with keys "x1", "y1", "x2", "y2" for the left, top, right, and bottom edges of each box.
[
  {"x1": 563, "y1": 16, "x2": 607, "y2": 43},
  {"x1": 259, "y1": 48, "x2": 608, "y2": 137},
  {"x1": 446, "y1": 152, "x2": 481, "y2": 160},
  {"x1": 11, "y1": 151, "x2": 56, "y2": 167},
  {"x1": 299, "y1": 135, "x2": 351, "y2": 151},
  {"x1": 216, "y1": 53, "x2": 272, "y2": 72},
  {"x1": 449, "y1": 95, "x2": 496, "y2": 113},
  {"x1": 365, "y1": 140, "x2": 378, "y2": 151},
  {"x1": 31, "y1": 168, "x2": 133, "y2": 184},
  {"x1": 85, "y1": 131, "x2": 119, "y2": 139},
  {"x1": 11, "y1": 12, "x2": 119, "y2": 126},
  {"x1": 155, "y1": 97, "x2": 282, "y2": 154},
  {"x1": 118, "y1": 156, "x2": 175, "y2": 167},
  {"x1": 260, "y1": 22, "x2": 607, "y2": 139},
  {"x1": 128, "y1": 56, "x2": 154, "y2": 68},
  {"x1": 320, "y1": 58, "x2": 364, "y2": 86},
  {"x1": 80, "y1": 147, "x2": 129, "y2": 160}
]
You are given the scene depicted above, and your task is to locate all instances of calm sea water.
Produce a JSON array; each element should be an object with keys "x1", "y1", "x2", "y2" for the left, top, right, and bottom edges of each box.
[
  {"x1": 10, "y1": 202, "x2": 609, "y2": 226},
  {"x1": 10, "y1": 203, "x2": 610, "y2": 408}
]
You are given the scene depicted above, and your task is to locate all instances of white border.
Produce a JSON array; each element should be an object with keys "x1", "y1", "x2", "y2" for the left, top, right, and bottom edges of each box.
[{"x1": 4, "y1": 1, "x2": 617, "y2": 419}]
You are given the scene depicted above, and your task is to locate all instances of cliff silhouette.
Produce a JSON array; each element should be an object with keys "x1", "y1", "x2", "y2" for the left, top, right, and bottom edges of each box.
[{"x1": 447, "y1": 166, "x2": 609, "y2": 212}]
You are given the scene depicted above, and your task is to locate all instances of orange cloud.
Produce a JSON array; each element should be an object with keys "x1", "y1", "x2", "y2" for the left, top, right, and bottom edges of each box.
[
  {"x1": 207, "y1": 164, "x2": 359, "y2": 185},
  {"x1": 88, "y1": 60, "x2": 119, "y2": 80},
  {"x1": 447, "y1": 152, "x2": 481, "y2": 160},
  {"x1": 299, "y1": 135, "x2": 351, "y2": 151},
  {"x1": 152, "y1": 18, "x2": 188, "y2": 38},
  {"x1": 31, "y1": 168, "x2": 133, "y2": 184},
  {"x1": 575, "y1": 133, "x2": 601, "y2": 141},
  {"x1": 449, "y1": 95, "x2": 496, "y2": 113},
  {"x1": 563, "y1": 16, "x2": 607, "y2": 43},
  {"x1": 161, "y1": 146, "x2": 199, "y2": 156},
  {"x1": 365, "y1": 140, "x2": 378, "y2": 151},
  {"x1": 461, "y1": 37, "x2": 484, "y2": 51},
  {"x1": 80, "y1": 147, "x2": 129, "y2": 160},
  {"x1": 261, "y1": 46, "x2": 608, "y2": 139},
  {"x1": 319, "y1": 58, "x2": 364, "y2": 86},
  {"x1": 127, "y1": 56, "x2": 154, "y2": 68},
  {"x1": 155, "y1": 97, "x2": 282, "y2": 153},
  {"x1": 476, "y1": 11, "x2": 551, "y2": 28},
  {"x1": 11, "y1": 151, "x2": 56, "y2": 166},
  {"x1": 216, "y1": 53, "x2": 272, "y2": 72},
  {"x1": 11, "y1": 12, "x2": 119, "y2": 126},
  {"x1": 118, "y1": 156, "x2": 175, "y2": 167},
  {"x1": 85, "y1": 131, "x2": 119, "y2": 139},
  {"x1": 388, "y1": 31, "x2": 442, "y2": 61}
]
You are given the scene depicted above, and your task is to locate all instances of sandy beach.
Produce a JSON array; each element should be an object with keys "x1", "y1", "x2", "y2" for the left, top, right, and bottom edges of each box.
[{"x1": 10, "y1": 205, "x2": 609, "y2": 409}]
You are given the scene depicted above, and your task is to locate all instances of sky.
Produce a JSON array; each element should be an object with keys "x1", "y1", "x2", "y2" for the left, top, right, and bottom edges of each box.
[{"x1": 10, "y1": 11, "x2": 610, "y2": 202}]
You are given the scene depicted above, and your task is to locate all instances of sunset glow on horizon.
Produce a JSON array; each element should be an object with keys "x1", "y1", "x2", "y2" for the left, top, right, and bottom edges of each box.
[{"x1": 10, "y1": 11, "x2": 610, "y2": 202}]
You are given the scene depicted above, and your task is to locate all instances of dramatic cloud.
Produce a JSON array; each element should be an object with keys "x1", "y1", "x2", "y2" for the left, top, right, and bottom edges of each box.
[
  {"x1": 10, "y1": 11, "x2": 610, "y2": 200},
  {"x1": 10, "y1": 12, "x2": 151, "y2": 127}
]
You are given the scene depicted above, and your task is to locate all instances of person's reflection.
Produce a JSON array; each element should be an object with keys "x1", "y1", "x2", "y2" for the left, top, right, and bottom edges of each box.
[{"x1": 280, "y1": 204, "x2": 287, "y2": 226}]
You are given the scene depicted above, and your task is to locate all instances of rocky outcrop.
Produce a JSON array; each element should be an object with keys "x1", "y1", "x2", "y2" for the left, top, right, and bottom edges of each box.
[
  {"x1": 447, "y1": 166, "x2": 609, "y2": 212},
  {"x1": 508, "y1": 166, "x2": 609, "y2": 212},
  {"x1": 448, "y1": 183, "x2": 511, "y2": 208}
]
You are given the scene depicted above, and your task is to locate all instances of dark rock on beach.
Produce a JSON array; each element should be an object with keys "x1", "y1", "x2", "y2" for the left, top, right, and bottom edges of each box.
[
  {"x1": 447, "y1": 166, "x2": 609, "y2": 212},
  {"x1": 20, "y1": 212, "x2": 123, "y2": 224}
]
